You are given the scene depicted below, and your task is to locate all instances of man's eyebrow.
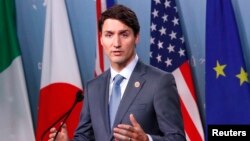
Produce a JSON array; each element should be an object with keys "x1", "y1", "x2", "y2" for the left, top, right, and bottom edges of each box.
[
  {"x1": 119, "y1": 29, "x2": 129, "y2": 34},
  {"x1": 103, "y1": 29, "x2": 130, "y2": 34},
  {"x1": 103, "y1": 30, "x2": 114, "y2": 34}
]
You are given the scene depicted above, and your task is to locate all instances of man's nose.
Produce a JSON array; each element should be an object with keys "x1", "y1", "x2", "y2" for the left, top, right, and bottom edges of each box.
[{"x1": 113, "y1": 35, "x2": 121, "y2": 48}]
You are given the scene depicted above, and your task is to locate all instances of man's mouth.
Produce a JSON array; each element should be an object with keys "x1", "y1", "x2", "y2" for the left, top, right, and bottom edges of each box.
[{"x1": 112, "y1": 51, "x2": 122, "y2": 56}]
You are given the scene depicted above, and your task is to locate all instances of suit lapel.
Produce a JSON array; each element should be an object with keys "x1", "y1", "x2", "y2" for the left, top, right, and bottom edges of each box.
[
  {"x1": 113, "y1": 61, "x2": 146, "y2": 128},
  {"x1": 98, "y1": 71, "x2": 112, "y2": 134}
]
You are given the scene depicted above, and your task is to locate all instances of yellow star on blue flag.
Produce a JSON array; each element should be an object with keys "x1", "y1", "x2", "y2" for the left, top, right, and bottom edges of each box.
[
  {"x1": 236, "y1": 67, "x2": 249, "y2": 86},
  {"x1": 213, "y1": 60, "x2": 227, "y2": 78}
]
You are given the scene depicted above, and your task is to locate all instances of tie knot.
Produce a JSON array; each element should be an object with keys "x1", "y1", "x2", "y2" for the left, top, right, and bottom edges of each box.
[{"x1": 113, "y1": 74, "x2": 124, "y2": 86}]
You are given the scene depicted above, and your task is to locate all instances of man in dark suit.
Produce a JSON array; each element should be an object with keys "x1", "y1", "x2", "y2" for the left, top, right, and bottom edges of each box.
[{"x1": 49, "y1": 4, "x2": 186, "y2": 141}]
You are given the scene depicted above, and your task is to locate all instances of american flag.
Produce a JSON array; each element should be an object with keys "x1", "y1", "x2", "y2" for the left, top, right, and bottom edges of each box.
[
  {"x1": 95, "y1": 0, "x2": 116, "y2": 76},
  {"x1": 150, "y1": 0, "x2": 204, "y2": 141}
]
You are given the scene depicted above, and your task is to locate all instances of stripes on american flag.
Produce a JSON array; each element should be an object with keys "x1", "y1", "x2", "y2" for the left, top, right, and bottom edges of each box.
[
  {"x1": 150, "y1": 0, "x2": 204, "y2": 141},
  {"x1": 95, "y1": 0, "x2": 116, "y2": 76}
]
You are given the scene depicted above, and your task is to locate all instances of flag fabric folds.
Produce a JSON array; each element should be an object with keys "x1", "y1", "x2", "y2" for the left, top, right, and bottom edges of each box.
[
  {"x1": 206, "y1": 0, "x2": 250, "y2": 125},
  {"x1": 95, "y1": 0, "x2": 116, "y2": 76},
  {"x1": 150, "y1": 0, "x2": 204, "y2": 141},
  {"x1": 0, "y1": 0, "x2": 35, "y2": 140},
  {"x1": 36, "y1": 0, "x2": 83, "y2": 140}
]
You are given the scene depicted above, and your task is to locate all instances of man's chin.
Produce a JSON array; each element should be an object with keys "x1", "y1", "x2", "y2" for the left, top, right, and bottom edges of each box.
[
  {"x1": 111, "y1": 59, "x2": 128, "y2": 65},
  {"x1": 110, "y1": 57, "x2": 125, "y2": 63}
]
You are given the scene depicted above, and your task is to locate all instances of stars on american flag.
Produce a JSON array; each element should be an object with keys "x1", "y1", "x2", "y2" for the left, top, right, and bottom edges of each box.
[
  {"x1": 164, "y1": 0, "x2": 171, "y2": 8},
  {"x1": 172, "y1": 17, "x2": 179, "y2": 26},
  {"x1": 178, "y1": 48, "x2": 185, "y2": 56},
  {"x1": 156, "y1": 54, "x2": 162, "y2": 62},
  {"x1": 162, "y1": 14, "x2": 168, "y2": 22},
  {"x1": 152, "y1": 9, "x2": 159, "y2": 18},
  {"x1": 165, "y1": 57, "x2": 172, "y2": 67},
  {"x1": 151, "y1": 23, "x2": 157, "y2": 31},
  {"x1": 159, "y1": 26, "x2": 167, "y2": 35},
  {"x1": 169, "y1": 30, "x2": 177, "y2": 40},
  {"x1": 150, "y1": 0, "x2": 187, "y2": 72},
  {"x1": 167, "y1": 44, "x2": 174, "y2": 53},
  {"x1": 157, "y1": 40, "x2": 164, "y2": 49},
  {"x1": 150, "y1": 37, "x2": 155, "y2": 45}
]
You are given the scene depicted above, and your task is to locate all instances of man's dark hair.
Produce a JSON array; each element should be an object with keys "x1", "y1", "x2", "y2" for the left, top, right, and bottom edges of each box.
[{"x1": 98, "y1": 4, "x2": 140, "y2": 36}]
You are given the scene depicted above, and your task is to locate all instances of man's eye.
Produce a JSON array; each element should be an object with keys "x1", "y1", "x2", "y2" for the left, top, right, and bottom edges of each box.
[
  {"x1": 121, "y1": 33, "x2": 128, "y2": 38},
  {"x1": 105, "y1": 34, "x2": 112, "y2": 37}
]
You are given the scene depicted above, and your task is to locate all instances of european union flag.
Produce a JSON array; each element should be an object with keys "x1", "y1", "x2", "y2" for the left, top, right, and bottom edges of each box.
[{"x1": 206, "y1": 0, "x2": 250, "y2": 125}]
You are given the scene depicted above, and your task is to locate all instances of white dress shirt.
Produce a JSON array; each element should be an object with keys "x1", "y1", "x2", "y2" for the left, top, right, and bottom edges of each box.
[
  {"x1": 109, "y1": 54, "x2": 153, "y2": 141},
  {"x1": 109, "y1": 55, "x2": 138, "y2": 100}
]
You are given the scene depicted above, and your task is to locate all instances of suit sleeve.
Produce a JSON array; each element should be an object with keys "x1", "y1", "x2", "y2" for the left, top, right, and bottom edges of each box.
[
  {"x1": 73, "y1": 83, "x2": 95, "y2": 141},
  {"x1": 151, "y1": 73, "x2": 186, "y2": 141}
]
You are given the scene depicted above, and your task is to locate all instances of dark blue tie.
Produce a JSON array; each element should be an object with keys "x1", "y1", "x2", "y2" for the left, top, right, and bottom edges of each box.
[{"x1": 109, "y1": 74, "x2": 124, "y2": 128}]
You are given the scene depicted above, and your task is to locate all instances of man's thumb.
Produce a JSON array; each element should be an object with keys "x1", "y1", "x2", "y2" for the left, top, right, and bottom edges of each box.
[{"x1": 129, "y1": 114, "x2": 140, "y2": 127}]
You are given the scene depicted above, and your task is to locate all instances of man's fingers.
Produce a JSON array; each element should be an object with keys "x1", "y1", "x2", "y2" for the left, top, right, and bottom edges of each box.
[
  {"x1": 48, "y1": 138, "x2": 54, "y2": 141},
  {"x1": 49, "y1": 132, "x2": 56, "y2": 138},
  {"x1": 48, "y1": 124, "x2": 68, "y2": 141},
  {"x1": 50, "y1": 127, "x2": 57, "y2": 133},
  {"x1": 117, "y1": 124, "x2": 134, "y2": 132},
  {"x1": 114, "y1": 125, "x2": 135, "y2": 134},
  {"x1": 113, "y1": 132, "x2": 130, "y2": 140},
  {"x1": 113, "y1": 114, "x2": 148, "y2": 141},
  {"x1": 129, "y1": 114, "x2": 140, "y2": 127},
  {"x1": 61, "y1": 123, "x2": 68, "y2": 134}
]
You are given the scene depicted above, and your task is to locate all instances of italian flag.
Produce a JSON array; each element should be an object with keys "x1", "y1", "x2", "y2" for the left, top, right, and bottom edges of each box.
[
  {"x1": 35, "y1": 0, "x2": 83, "y2": 140},
  {"x1": 0, "y1": 0, "x2": 35, "y2": 140}
]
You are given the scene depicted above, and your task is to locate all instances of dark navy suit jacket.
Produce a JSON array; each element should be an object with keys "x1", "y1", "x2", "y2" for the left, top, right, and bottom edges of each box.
[{"x1": 73, "y1": 61, "x2": 186, "y2": 141}]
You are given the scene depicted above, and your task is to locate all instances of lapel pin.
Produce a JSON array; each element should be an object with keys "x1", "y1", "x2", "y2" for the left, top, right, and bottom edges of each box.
[{"x1": 134, "y1": 81, "x2": 140, "y2": 88}]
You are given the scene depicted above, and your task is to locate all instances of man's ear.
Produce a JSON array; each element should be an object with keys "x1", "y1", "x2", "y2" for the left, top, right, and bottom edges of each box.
[
  {"x1": 100, "y1": 33, "x2": 103, "y2": 46},
  {"x1": 135, "y1": 34, "x2": 140, "y2": 45}
]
